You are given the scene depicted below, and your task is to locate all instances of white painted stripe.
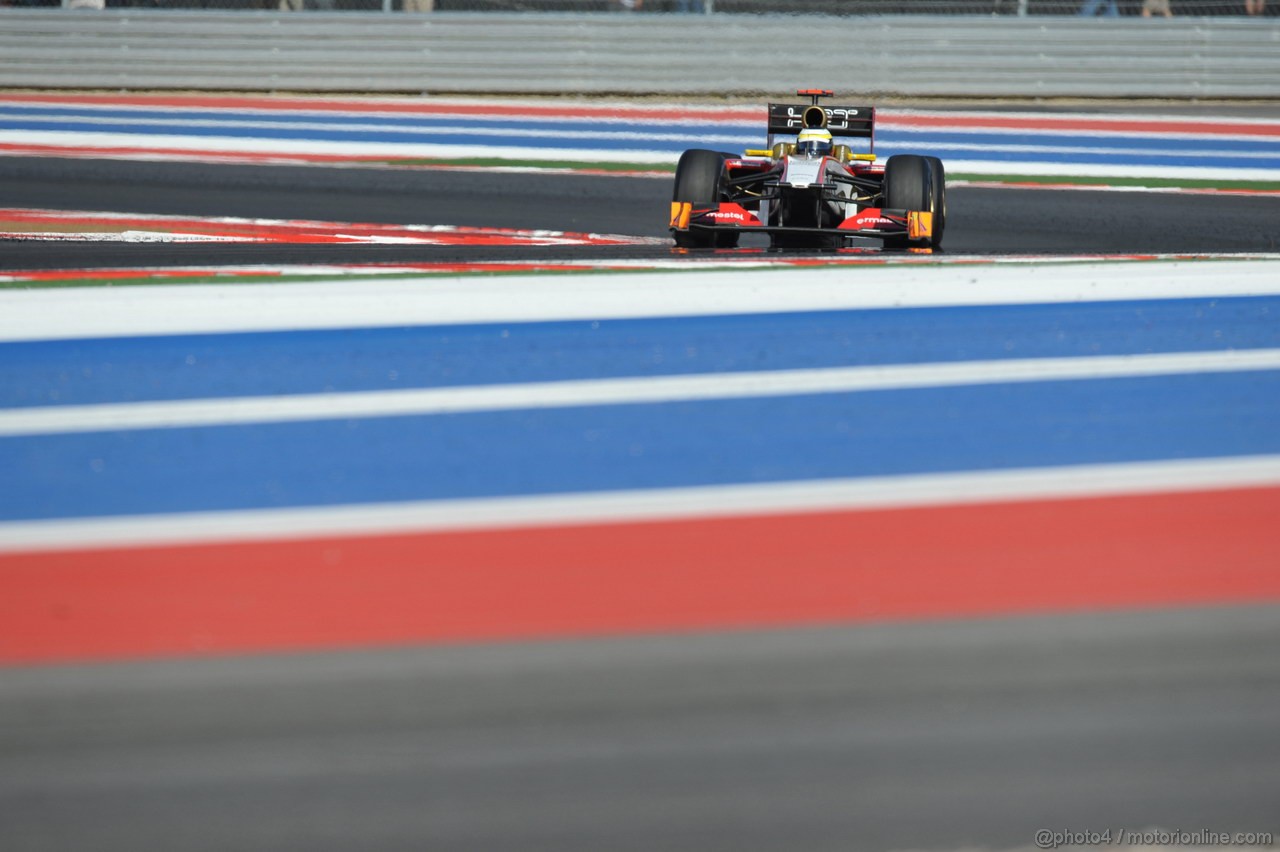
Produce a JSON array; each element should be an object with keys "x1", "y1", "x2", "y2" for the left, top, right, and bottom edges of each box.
[
  {"x1": 0, "y1": 98, "x2": 760, "y2": 127},
  {"x1": 885, "y1": 108, "x2": 1280, "y2": 134},
  {"x1": 881, "y1": 140, "x2": 1280, "y2": 162},
  {"x1": 0, "y1": 231, "x2": 244, "y2": 243},
  {"x1": 15, "y1": 114, "x2": 1280, "y2": 165},
  {"x1": 940, "y1": 158, "x2": 1280, "y2": 182},
  {"x1": 948, "y1": 181, "x2": 1280, "y2": 198},
  {"x1": 0, "y1": 112, "x2": 757, "y2": 146},
  {"x1": 7, "y1": 129, "x2": 1280, "y2": 180},
  {"x1": 4, "y1": 349, "x2": 1278, "y2": 437},
  {"x1": 885, "y1": 125, "x2": 1280, "y2": 144},
  {"x1": 0, "y1": 208, "x2": 665, "y2": 246},
  {"x1": 9, "y1": 98, "x2": 1280, "y2": 133},
  {"x1": 10, "y1": 100, "x2": 1280, "y2": 139},
  {"x1": 2, "y1": 454, "x2": 1277, "y2": 554},
  {"x1": 5, "y1": 259, "x2": 1280, "y2": 343},
  {"x1": 0, "y1": 130, "x2": 685, "y2": 164}
]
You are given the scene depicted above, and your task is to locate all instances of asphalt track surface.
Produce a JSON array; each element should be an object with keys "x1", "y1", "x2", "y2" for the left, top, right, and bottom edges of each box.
[
  {"x1": 1, "y1": 156, "x2": 1279, "y2": 269},
  {"x1": 2, "y1": 157, "x2": 1279, "y2": 852}
]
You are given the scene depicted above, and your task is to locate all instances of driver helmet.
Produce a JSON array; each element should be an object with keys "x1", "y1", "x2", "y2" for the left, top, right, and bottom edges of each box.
[{"x1": 795, "y1": 127, "x2": 833, "y2": 158}]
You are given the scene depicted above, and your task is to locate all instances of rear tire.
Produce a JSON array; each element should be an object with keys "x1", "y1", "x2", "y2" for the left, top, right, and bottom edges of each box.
[
  {"x1": 672, "y1": 149, "x2": 738, "y2": 248},
  {"x1": 925, "y1": 156, "x2": 946, "y2": 248},
  {"x1": 883, "y1": 154, "x2": 943, "y2": 250}
]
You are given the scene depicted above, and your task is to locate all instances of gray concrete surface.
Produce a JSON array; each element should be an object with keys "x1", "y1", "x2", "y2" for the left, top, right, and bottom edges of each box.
[{"x1": 2, "y1": 605, "x2": 1278, "y2": 851}]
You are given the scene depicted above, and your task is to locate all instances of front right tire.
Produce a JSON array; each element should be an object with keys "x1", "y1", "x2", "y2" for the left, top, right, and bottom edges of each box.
[{"x1": 883, "y1": 154, "x2": 945, "y2": 250}]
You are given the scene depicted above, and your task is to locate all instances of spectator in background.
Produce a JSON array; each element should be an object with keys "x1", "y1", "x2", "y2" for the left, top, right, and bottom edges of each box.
[
  {"x1": 1244, "y1": 0, "x2": 1264, "y2": 13},
  {"x1": 1079, "y1": 0, "x2": 1119, "y2": 14},
  {"x1": 1142, "y1": 0, "x2": 1172, "y2": 15},
  {"x1": 674, "y1": 0, "x2": 704, "y2": 11},
  {"x1": 404, "y1": 0, "x2": 432, "y2": 10}
]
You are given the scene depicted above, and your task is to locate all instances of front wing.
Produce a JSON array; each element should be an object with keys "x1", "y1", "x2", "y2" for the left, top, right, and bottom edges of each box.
[{"x1": 670, "y1": 201, "x2": 934, "y2": 243}]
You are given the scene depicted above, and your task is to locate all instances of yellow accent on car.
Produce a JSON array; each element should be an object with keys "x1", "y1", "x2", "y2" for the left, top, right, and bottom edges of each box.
[
  {"x1": 670, "y1": 201, "x2": 692, "y2": 229},
  {"x1": 908, "y1": 211, "x2": 934, "y2": 240},
  {"x1": 743, "y1": 149, "x2": 774, "y2": 158}
]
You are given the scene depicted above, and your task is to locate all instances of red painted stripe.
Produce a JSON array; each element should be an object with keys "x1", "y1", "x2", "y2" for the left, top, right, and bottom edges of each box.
[
  {"x1": 7, "y1": 93, "x2": 1279, "y2": 137},
  {"x1": 883, "y1": 113, "x2": 1280, "y2": 138},
  {"x1": 0, "y1": 268, "x2": 264, "y2": 281},
  {"x1": 0, "y1": 145, "x2": 671, "y2": 179},
  {"x1": 0, "y1": 263, "x2": 603, "y2": 281},
  {"x1": 0, "y1": 210, "x2": 643, "y2": 247},
  {"x1": 955, "y1": 180, "x2": 1280, "y2": 197},
  {"x1": 2, "y1": 485, "x2": 1278, "y2": 665},
  {"x1": 0, "y1": 143, "x2": 397, "y2": 163},
  {"x1": 0, "y1": 93, "x2": 756, "y2": 123}
]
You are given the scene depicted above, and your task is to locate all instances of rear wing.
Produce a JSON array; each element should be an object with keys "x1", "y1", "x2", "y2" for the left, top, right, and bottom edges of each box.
[{"x1": 765, "y1": 102, "x2": 876, "y2": 153}]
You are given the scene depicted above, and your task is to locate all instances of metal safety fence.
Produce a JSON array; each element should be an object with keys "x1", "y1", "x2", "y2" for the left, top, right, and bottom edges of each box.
[
  {"x1": 2, "y1": 0, "x2": 1275, "y2": 14},
  {"x1": 1, "y1": 10, "x2": 1277, "y2": 95}
]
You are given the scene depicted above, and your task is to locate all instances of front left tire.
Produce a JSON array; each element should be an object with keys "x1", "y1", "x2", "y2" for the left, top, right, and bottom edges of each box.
[{"x1": 672, "y1": 149, "x2": 738, "y2": 248}]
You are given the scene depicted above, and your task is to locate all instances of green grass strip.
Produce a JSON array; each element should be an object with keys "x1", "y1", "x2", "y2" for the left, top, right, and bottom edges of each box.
[
  {"x1": 342, "y1": 150, "x2": 1280, "y2": 192},
  {"x1": 0, "y1": 272, "x2": 422, "y2": 290},
  {"x1": 375, "y1": 156, "x2": 673, "y2": 173},
  {"x1": 0, "y1": 267, "x2": 628, "y2": 291},
  {"x1": 9, "y1": 253, "x2": 1275, "y2": 291},
  {"x1": 370, "y1": 158, "x2": 1276, "y2": 191},
  {"x1": 952, "y1": 173, "x2": 1280, "y2": 192}
]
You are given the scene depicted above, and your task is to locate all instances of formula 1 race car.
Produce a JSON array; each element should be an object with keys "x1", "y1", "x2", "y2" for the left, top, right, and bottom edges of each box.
[{"x1": 669, "y1": 90, "x2": 945, "y2": 250}]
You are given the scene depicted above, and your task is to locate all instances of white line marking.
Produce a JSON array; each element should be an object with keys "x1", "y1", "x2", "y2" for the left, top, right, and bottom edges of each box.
[
  {"x1": 8, "y1": 129, "x2": 1280, "y2": 179},
  {"x1": 0, "y1": 130, "x2": 685, "y2": 164},
  {"x1": 0, "y1": 231, "x2": 245, "y2": 243},
  {"x1": 940, "y1": 159, "x2": 1280, "y2": 182},
  {"x1": 5, "y1": 259, "x2": 1280, "y2": 343},
  {"x1": 4, "y1": 349, "x2": 1278, "y2": 437},
  {"x1": 9, "y1": 103, "x2": 1280, "y2": 142},
  {"x1": 2, "y1": 455, "x2": 1278, "y2": 554},
  {"x1": 9, "y1": 97, "x2": 1280, "y2": 132},
  {"x1": 886, "y1": 140, "x2": 1280, "y2": 161},
  {"x1": 0, "y1": 112, "x2": 757, "y2": 145}
]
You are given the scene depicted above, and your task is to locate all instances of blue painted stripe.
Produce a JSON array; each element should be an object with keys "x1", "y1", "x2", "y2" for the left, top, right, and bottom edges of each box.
[
  {"x1": 5, "y1": 106, "x2": 1280, "y2": 155},
  {"x1": 4, "y1": 296, "x2": 1277, "y2": 408},
  {"x1": 872, "y1": 145, "x2": 1280, "y2": 171},
  {"x1": 4, "y1": 117, "x2": 1280, "y2": 168},
  {"x1": 873, "y1": 130, "x2": 1280, "y2": 155},
  {"x1": 3, "y1": 370, "x2": 1278, "y2": 522},
  {"x1": 0, "y1": 118, "x2": 753, "y2": 151},
  {"x1": 0, "y1": 104, "x2": 731, "y2": 130},
  {"x1": 0, "y1": 106, "x2": 742, "y2": 138}
]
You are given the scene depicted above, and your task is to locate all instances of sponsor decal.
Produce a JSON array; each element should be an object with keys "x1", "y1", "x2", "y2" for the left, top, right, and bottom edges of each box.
[
  {"x1": 698, "y1": 204, "x2": 761, "y2": 226},
  {"x1": 839, "y1": 208, "x2": 900, "y2": 230},
  {"x1": 783, "y1": 157, "x2": 825, "y2": 188},
  {"x1": 776, "y1": 106, "x2": 863, "y2": 131}
]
